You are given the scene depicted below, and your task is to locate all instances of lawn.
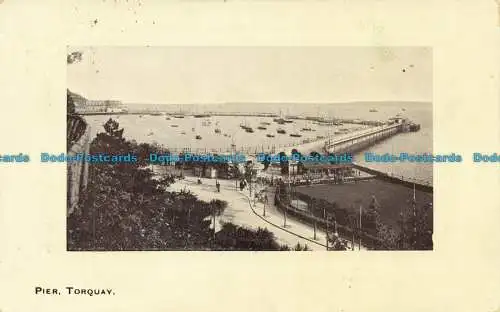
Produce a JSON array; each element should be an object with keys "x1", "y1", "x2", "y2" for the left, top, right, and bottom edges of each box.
[{"x1": 296, "y1": 179, "x2": 433, "y2": 231}]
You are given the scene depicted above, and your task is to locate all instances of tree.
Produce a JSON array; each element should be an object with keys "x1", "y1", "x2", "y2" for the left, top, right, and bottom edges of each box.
[
  {"x1": 244, "y1": 161, "x2": 255, "y2": 181},
  {"x1": 67, "y1": 51, "x2": 83, "y2": 114},
  {"x1": 68, "y1": 119, "x2": 287, "y2": 251},
  {"x1": 328, "y1": 152, "x2": 342, "y2": 164},
  {"x1": 310, "y1": 151, "x2": 321, "y2": 158},
  {"x1": 279, "y1": 151, "x2": 289, "y2": 174},
  {"x1": 397, "y1": 200, "x2": 433, "y2": 250},
  {"x1": 214, "y1": 224, "x2": 282, "y2": 251},
  {"x1": 67, "y1": 51, "x2": 83, "y2": 64},
  {"x1": 329, "y1": 236, "x2": 348, "y2": 250},
  {"x1": 259, "y1": 153, "x2": 271, "y2": 171},
  {"x1": 375, "y1": 223, "x2": 398, "y2": 250},
  {"x1": 228, "y1": 162, "x2": 241, "y2": 180},
  {"x1": 291, "y1": 149, "x2": 305, "y2": 174},
  {"x1": 293, "y1": 243, "x2": 311, "y2": 251},
  {"x1": 363, "y1": 195, "x2": 381, "y2": 235}
]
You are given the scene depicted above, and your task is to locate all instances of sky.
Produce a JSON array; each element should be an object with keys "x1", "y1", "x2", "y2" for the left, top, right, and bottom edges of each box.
[{"x1": 67, "y1": 46, "x2": 432, "y2": 104}]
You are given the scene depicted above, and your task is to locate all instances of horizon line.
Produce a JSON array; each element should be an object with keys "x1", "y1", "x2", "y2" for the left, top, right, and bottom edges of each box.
[{"x1": 123, "y1": 100, "x2": 433, "y2": 106}]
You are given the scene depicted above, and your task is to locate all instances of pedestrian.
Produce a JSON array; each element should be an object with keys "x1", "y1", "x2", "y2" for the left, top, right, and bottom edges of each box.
[{"x1": 216, "y1": 180, "x2": 220, "y2": 192}]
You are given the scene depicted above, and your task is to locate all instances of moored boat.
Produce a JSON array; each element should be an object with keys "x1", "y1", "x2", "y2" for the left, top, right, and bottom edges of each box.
[
  {"x1": 273, "y1": 118, "x2": 286, "y2": 124},
  {"x1": 194, "y1": 113, "x2": 211, "y2": 118}
]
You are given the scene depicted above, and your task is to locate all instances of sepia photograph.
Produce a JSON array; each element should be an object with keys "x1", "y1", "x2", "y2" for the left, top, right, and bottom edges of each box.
[
  {"x1": 4, "y1": 1, "x2": 500, "y2": 311},
  {"x1": 66, "y1": 46, "x2": 433, "y2": 251}
]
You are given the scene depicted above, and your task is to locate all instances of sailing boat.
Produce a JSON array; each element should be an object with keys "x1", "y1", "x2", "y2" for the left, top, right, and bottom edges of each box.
[
  {"x1": 284, "y1": 107, "x2": 294, "y2": 123},
  {"x1": 290, "y1": 123, "x2": 302, "y2": 137},
  {"x1": 173, "y1": 105, "x2": 185, "y2": 118},
  {"x1": 301, "y1": 120, "x2": 313, "y2": 131},
  {"x1": 237, "y1": 118, "x2": 253, "y2": 132},
  {"x1": 273, "y1": 109, "x2": 286, "y2": 124}
]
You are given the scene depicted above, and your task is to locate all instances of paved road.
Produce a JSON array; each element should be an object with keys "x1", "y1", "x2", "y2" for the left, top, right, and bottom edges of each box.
[{"x1": 167, "y1": 176, "x2": 366, "y2": 250}]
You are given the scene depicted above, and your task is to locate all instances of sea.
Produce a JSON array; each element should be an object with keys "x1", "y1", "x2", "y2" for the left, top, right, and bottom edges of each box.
[{"x1": 83, "y1": 101, "x2": 433, "y2": 185}]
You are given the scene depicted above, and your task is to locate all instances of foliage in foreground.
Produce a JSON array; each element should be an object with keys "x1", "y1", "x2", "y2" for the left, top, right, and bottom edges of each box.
[{"x1": 67, "y1": 118, "x2": 300, "y2": 251}]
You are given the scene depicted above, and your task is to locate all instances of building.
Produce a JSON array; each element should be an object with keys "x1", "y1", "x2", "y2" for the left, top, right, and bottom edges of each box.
[
  {"x1": 289, "y1": 162, "x2": 354, "y2": 183},
  {"x1": 83, "y1": 100, "x2": 124, "y2": 113},
  {"x1": 68, "y1": 90, "x2": 125, "y2": 113},
  {"x1": 106, "y1": 106, "x2": 126, "y2": 113},
  {"x1": 192, "y1": 166, "x2": 218, "y2": 178}
]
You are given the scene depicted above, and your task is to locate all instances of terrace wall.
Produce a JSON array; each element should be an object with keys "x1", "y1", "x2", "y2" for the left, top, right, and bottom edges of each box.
[{"x1": 67, "y1": 115, "x2": 91, "y2": 215}]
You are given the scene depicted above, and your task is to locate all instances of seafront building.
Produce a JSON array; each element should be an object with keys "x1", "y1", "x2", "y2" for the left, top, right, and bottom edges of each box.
[{"x1": 68, "y1": 89, "x2": 126, "y2": 114}]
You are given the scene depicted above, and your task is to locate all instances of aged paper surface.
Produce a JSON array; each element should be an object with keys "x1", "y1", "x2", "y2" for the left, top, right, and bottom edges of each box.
[{"x1": 0, "y1": 0, "x2": 499, "y2": 311}]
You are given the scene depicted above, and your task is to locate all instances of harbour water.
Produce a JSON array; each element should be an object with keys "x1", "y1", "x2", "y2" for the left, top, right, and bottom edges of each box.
[{"x1": 83, "y1": 101, "x2": 432, "y2": 185}]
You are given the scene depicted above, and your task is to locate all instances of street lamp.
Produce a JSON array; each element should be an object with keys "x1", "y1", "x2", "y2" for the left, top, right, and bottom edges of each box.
[
  {"x1": 358, "y1": 204, "x2": 362, "y2": 251},
  {"x1": 324, "y1": 208, "x2": 329, "y2": 250},
  {"x1": 263, "y1": 193, "x2": 266, "y2": 217},
  {"x1": 332, "y1": 227, "x2": 340, "y2": 250}
]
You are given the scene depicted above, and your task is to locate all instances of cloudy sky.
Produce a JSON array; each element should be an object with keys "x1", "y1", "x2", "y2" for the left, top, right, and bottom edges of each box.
[{"x1": 67, "y1": 46, "x2": 432, "y2": 104}]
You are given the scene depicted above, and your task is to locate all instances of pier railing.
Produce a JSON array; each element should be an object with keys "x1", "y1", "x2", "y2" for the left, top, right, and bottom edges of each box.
[
  {"x1": 162, "y1": 136, "x2": 330, "y2": 156},
  {"x1": 324, "y1": 124, "x2": 402, "y2": 154}
]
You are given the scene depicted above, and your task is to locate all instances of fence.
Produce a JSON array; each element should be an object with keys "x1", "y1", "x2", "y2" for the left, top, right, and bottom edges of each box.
[
  {"x1": 351, "y1": 164, "x2": 433, "y2": 193},
  {"x1": 273, "y1": 184, "x2": 389, "y2": 250}
]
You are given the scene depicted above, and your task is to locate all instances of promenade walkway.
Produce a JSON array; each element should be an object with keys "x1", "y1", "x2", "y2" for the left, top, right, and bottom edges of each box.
[{"x1": 167, "y1": 176, "x2": 367, "y2": 250}]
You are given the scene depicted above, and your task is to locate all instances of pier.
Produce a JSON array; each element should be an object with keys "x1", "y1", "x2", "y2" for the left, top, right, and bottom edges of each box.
[
  {"x1": 79, "y1": 111, "x2": 420, "y2": 162},
  {"x1": 323, "y1": 121, "x2": 410, "y2": 155}
]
